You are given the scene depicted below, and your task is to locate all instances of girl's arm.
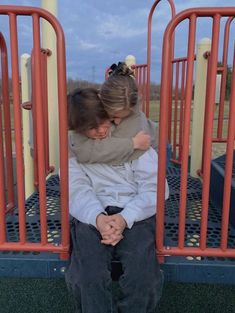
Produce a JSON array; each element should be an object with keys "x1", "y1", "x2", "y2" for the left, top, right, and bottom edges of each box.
[
  {"x1": 69, "y1": 111, "x2": 158, "y2": 165},
  {"x1": 139, "y1": 112, "x2": 159, "y2": 150},
  {"x1": 69, "y1": 128, "x2": 150, "y2": 164},
  {"x1": 69, "y1": 157, "x2": 105, "y2": 226}
]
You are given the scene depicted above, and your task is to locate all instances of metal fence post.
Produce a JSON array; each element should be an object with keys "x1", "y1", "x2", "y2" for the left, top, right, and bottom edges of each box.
[
  {"x1": 41, "y1": 0, "x2": 59, "y2": 172},
  {"x1": 21, "y1": 53, "x2": 35, "y2": 198},
  {"x1": 190, "y1": 38, "x2": 211, "y2": 177}
]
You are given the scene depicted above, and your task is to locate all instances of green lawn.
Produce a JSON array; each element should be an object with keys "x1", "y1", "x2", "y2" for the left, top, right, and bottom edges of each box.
[{"x1": 149, "y1": 100, "x2": 231, "y2": 159}]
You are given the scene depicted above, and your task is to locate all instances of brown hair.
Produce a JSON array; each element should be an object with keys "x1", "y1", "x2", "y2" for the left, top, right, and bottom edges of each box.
[
  {"x1": 100, "y1": 62, "x2": 138, "y2": 114},
  {"x1": 68, "y1": 87, "x2": 109, "y2": 133}
]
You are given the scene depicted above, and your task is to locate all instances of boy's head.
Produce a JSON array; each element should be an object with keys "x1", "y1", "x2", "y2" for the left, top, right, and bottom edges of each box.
[
  {"x1": 100, "y1": 62, "x2": 138, "y2": 123},
  {"x1": 68, "y1": 87, "x2": 111, "y2": 139}
]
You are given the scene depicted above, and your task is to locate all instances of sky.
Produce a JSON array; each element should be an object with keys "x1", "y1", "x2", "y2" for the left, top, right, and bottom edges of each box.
[{"x1": 0, "y1": 0, "x2": 235, "y2": 83}]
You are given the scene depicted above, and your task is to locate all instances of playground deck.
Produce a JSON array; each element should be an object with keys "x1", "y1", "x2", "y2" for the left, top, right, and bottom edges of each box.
[{"x1": 2, "y1": 163, "x2": 235, "y2": 283}]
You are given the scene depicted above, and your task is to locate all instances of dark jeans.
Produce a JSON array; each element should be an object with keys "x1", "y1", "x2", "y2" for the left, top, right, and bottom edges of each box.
[{"x1": 65, "y1": 215, "x2": 163, "y2": 313}]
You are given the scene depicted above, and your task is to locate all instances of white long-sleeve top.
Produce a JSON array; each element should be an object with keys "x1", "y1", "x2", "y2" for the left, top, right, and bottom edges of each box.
[{"x1": 69, "y1": 147, "x2": 169, "y2": 229}]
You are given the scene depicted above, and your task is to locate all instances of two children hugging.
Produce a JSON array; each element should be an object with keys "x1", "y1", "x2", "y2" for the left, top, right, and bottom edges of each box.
[{"x1": 66, "y1": 63, "x2": 169, "y2": 313}]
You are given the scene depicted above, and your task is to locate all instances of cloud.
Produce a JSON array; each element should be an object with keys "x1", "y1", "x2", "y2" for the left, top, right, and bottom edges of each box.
[
  {"x1": 98, "y1": 20, "x2": 146, "y2": 38},
  {"x1": 0, "y1": 0, "x2": 235, "y2": 82},
  {"x1": 78, "y1": 39, "x2": 98, "y2": 51},
  {"x1": 97, "y1": 9, "x2": 148, "y2": 39}
]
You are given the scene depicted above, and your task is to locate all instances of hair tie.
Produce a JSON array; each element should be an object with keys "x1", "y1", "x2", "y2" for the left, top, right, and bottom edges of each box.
[{"x1": 109, "y1": 62, "x2": 134, "y2": 77}]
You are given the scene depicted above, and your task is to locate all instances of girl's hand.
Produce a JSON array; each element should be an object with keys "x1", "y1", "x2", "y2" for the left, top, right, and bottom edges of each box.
[{"x1": 132, "y1": 131, "x2": 150, "y2": 150}]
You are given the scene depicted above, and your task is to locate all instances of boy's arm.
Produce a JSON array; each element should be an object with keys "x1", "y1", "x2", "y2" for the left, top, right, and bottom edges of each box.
[
  {"x1": 69, "y1": 158, "x2": 121, "y2": 239},
  {"x1": 69, "y1": 157, "x2": 105, "y2": 226},
  {"x1": 120, "y1": 148, "x2": 169, "y2": 229}
]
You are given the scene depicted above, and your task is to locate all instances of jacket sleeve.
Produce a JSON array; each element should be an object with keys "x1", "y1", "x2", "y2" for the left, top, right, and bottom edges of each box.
[
  {"x1": 69, "y1": 111, "x2": 159, "y2": 165},
  {"x1": 120, "y1": 148, "x2": 169, "y2": 228},
  {"x1": 140, "y1": 112, "x2": 159, "y2": 150},
  {"x1": 69, "y1": 157, "x2": 105, "y2": 227},
  {"x1": 69, "y1": 131, "x2": 135, "y2": 164}
]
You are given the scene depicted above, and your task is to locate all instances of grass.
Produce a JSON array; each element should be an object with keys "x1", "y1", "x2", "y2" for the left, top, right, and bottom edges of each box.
[{"x1": 149, "y1": 100, "x2": 233, "y2": 159}]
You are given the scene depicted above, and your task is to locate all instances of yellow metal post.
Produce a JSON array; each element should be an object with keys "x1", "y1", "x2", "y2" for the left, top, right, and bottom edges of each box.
[
  {"x1": 41, "y1": 0, "x2": 59, "y2": 172},
  {"x1": 125, "y1": 54, "x2": 136, "y2": 67},
  {"x1": 21, "y1": 53, "x2": 35, "y2": 198},
  {"x1": 190, "y1": 38, "x2": 211, "y2": 177}
]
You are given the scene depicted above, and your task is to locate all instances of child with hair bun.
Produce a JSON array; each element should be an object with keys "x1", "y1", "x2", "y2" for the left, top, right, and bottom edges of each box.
[
  {"x1": 66, "y1": 87, "x2": 168, "y2": 313},
  {"x1": 69, "y1": 62, "x2": 158, "y2": 165}
]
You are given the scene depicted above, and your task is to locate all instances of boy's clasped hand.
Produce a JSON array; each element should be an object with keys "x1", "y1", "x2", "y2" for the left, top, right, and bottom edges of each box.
[{"x1": 96, "y1": 213, "x2": 127, "y2": 246}]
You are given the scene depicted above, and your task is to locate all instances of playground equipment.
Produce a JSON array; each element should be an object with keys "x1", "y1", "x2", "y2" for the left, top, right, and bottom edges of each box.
[
  {"x1": 0, "y1": 5, "x2": 69, "y2": 268},
  {"x1": 157, "y1": 7, "x2": 235, "y2": 283},
  {"x1": 0, "y1": 1, "x2": 235, "y2": 283}
]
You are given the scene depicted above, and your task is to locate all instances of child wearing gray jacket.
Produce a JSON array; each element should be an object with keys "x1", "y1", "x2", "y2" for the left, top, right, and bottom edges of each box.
[{"x1": 66, "y1": 87, "x2": 169, "y2": 313}]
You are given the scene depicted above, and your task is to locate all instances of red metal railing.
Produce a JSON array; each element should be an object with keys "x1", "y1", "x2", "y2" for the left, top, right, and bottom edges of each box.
[
  {"x1": 104, "y1": 67, "x2": 110, "y2": 80},
  {"x1": 171, "y1": 55, "x2": 196, "y2": 164},
  {"x1": 214, "y1": 17, "x2": 234, "y2": 142},
  {"x1": 132, "y1": 64, "x2": 148, "y2": 113},
  {"x1": 199, "y1": 17, "x2": 234, "y2": 177},
  {"x1": 0, "y1": 32, "x2": 15, "y2": 215},
  {"x1": 157, "y1": 7, "x2": 235, "y2": 259},
  {"x1": 105, "y1": 0, "x2": 176, "y2": 117},
  {"x1": 29, "y1": 48, "x2": 55, "y2": 187},
  {"x1": 146, "y1": 0, "x2": 176, "y2": 118},
  {"x1": 171, "y1": 16, "x2": 234, "y2": 167},
  {"x1": 201, "y1": 17, "x2": 234, "y2": 147},
  {"x1": 0, "y1": 6, "x2": 69, "y2": 259},
  {"x1": 103, "y1": 1, "x2": 175, "y2": 118}
]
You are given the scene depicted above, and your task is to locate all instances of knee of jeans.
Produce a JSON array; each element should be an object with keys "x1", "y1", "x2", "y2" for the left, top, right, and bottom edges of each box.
[
  {"x1": 120, "y1": 262, "x2": 162, "y2": 289},
  {"x1": 78, "y1": 267, "x2": 111, "y2": 286}
]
